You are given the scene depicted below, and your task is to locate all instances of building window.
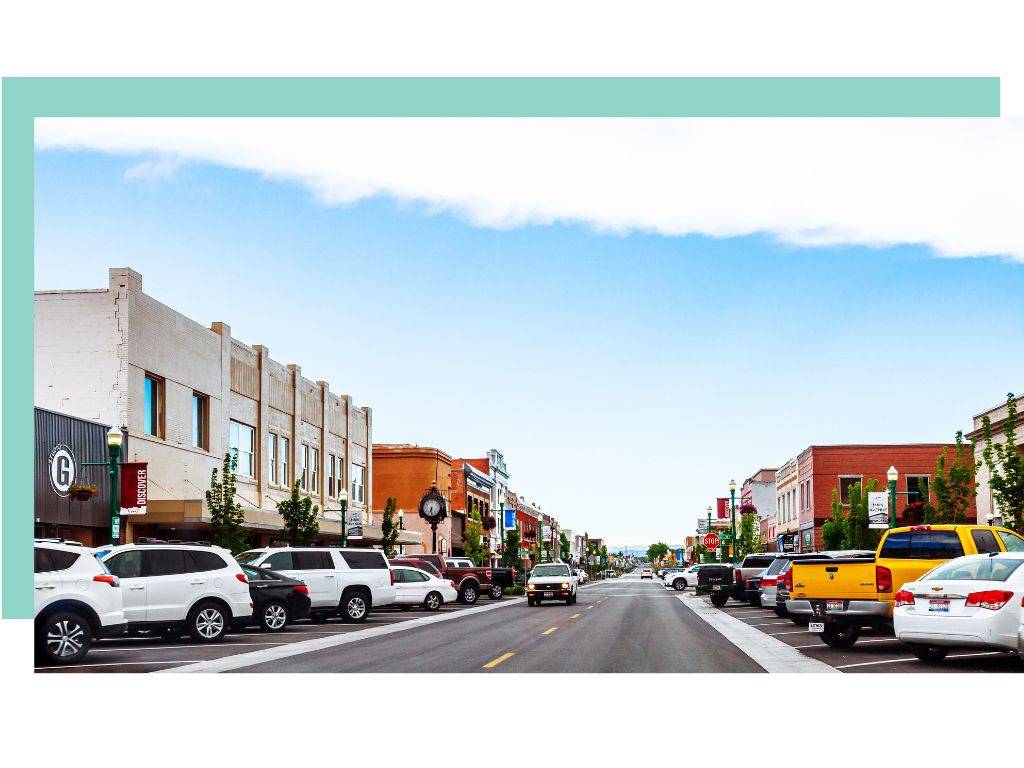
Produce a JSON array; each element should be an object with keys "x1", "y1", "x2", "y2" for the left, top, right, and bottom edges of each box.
[
  {"x1": 351, "y1": 464, "x2": 365, "y2": 504},
  {"x1": 191, "y1": 392, "x2": 208, "y2": 449},
  {"x1": 229, "y1": 420, "x2": 255, "y2": 477},
  {"x1": 838, "y1": 476, "x2": 862, "y2": 505},
  {"x1": 268, "y1": 434, "x2": 278, "y2": 485},
  {"x1": 310, "y1": 447, "x2": 320, "y2": 494},
  {"x1": 144, "y1": 373, "x2": 164, "y2": 437},
  {"x1": 907, "y1": 476, "x2": 929, "y2": 503},
  {"x1": 328, "y1": 455, "x2": 336, "y2": 497},
  {"x1": 299, "y1": 444, "x2": 309, "y2": 491},
  {"x1": 279, "y1": 437, "x2": 290, "y2": 487}
]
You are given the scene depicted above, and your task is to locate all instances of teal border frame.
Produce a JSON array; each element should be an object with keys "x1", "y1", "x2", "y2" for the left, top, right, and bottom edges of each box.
[{"x1": 2, "y1": 77, "x2": 1001, "y2": 618}]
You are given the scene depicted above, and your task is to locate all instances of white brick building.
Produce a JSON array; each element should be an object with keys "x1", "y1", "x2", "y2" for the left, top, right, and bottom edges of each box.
[{"x1": 35, "y1": 267, "x2": 374, "y2": 546}]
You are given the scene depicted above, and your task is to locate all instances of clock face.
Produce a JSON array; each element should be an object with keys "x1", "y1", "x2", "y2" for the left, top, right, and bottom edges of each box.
[{"x1": 422, "y1": 498, "x2": 442, "y2": 518}]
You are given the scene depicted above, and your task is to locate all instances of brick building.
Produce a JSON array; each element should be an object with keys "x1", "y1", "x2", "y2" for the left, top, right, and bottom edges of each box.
[
  {"x1": 372, "y1": 444, "x2": 452, "y2": 555},
  {"x1": 774, "y1": 458, "x2": 800, "y2": 553},
  {"x1": 449, "y1": 458, "x2": 495, "y2": 557},
  {"x1": 967, "y1": 393, "x2": 1024, "y2": 527},
  {"x1": 741, "y1": 468, "x2": 777, "y2": 552},
  {"x1": 794, "y1": 443, "x2": 971, "y2": 551},
  {"x1": 35, "y1": 267, "x2": 381, "y2": 547}
]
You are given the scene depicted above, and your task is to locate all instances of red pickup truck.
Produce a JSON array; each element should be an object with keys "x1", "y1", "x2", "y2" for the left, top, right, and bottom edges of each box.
[{"x1": 391, "y1": 554, "x2": 514, "y2": 604}]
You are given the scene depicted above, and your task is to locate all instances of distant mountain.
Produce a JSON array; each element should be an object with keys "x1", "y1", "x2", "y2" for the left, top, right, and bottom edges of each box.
[{"x1": 609, "y1": 545, "x2": 688, "y2": 557}]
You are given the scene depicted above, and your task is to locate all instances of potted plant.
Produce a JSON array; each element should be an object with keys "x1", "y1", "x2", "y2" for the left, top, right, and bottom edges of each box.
[
  {"x1": 68, "y1": 483, "x2": 97, "y2": 501},
  {"x1": 482, "y1": 514, "x2": 497, "y2": 530}
]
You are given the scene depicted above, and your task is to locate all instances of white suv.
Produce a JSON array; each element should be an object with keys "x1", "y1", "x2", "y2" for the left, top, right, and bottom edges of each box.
[
  {"x1": 238, "y1": 547, "x2": 397, "y2": 623},
  {"x1": 35, "y1": 541, "x2": 126, "y2": 665},
  {"x1": 103, "y1": 543, "x2": 252, "y2": 642}
]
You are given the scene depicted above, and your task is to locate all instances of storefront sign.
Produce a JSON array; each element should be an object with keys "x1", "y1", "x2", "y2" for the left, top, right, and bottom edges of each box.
[
  {"x1": 347, "y1": 509, "x2": 364, "y2": 538},
  {"x1": 119, "y1": 462, "x2": 148, "y2": 515},
  {"x1": 542, "y1": 524, "x2": 552, "y2": 541},
  {"x1": 48, "y1": 444, "x2": 77, "y2": 497},
  {"x1": 868, "y1": 492, "x2": 889, "y2": 529}
]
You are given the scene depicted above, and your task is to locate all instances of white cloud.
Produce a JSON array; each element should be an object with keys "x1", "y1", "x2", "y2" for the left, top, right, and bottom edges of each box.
[{"x1": 35, "y1": 117, "x2": 1024, "y2": 261}]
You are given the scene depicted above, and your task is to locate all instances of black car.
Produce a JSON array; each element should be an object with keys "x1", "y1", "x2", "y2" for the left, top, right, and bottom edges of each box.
[
  {"x1": 696, "y1": 564, "x2": 736, "y2": 607},
  {"x1": 240, "y1": 564, "x2": 312, "y2": 632}
]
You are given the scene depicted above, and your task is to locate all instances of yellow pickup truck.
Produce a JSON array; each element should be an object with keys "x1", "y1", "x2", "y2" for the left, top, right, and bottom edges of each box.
[{"x1": 785, "y1": 524, "x2": 1024, "y2": 647}]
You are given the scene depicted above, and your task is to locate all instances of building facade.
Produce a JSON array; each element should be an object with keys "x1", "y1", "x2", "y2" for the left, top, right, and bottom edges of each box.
[
  {"x1": 967, "y1": 394, "x2": 1024, "y2": 527},
  {"x1": 35, "y1": 268, "x2": 375, "y2": 547},
  {"x1": 774, "y1": 458, "x2": 800, "y2": 553},
  {"x1": 449, "y1": 459, "x2": 495, "y2": 557},
  {"x1": 371, "y1": 444, "x2": 451, "y2": 555},
  {"x1": 741, "y1": 468, "x2": 778, "y2": 552},
  {"x1": 463, "y1": 450, "x2": 509, "y2": 567},
  {"x1": 795, "y1": 443, "x2": 970, "y2": 551}
]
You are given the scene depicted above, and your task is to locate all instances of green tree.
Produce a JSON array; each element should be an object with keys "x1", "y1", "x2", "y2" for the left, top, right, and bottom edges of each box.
[
  {"x1": 206, "y1": 452, "x2": 248, "y2": 554},
  {"x1": 277, "y1": 480, "x2": 320, "y2": 546},
  {"x1": 979, "y1": 393, "x2": 1024, "y2": 533},
  {"x1": 823, "y1": 489, "x2": 847, "y2": 550},
  {"x1": 502, "y1": 528, "x2": 521, "y2": 569},
  {"x1": 738, "y1": 512, "x2": 757, "y2": 557},
  {"x1": 380, "y1": 496, "x2": 400, "y2": 557},
  {"x1": 462, "y1": 504, "x2": 489, "y2": 566},
  {"x1": 646, "y1": 541, "x2": 670, "y2": 563},
  {"x1": 560, "y1": 532, "x2": 571, "y2": 561},
  {"x1": 844, "y1": 479, "x2": 881, "y2": 550}
]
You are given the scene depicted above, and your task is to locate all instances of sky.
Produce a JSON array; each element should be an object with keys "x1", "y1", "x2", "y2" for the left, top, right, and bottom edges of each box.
[{"x1": 33, "y1": 118, "x2": 1024, "y2": 547}]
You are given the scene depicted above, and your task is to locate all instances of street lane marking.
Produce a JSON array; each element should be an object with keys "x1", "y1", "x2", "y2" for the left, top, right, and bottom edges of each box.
[
  {"x1": 482, "y1": 652, "x2": 515, "y2": 669},
  {"x1": 162, "y1": 595, "x2": 527, "y2": 673},
  {"x1": 586, "y1": 605, "x2": 594, "y2": 610},
  {"x1": 677, "y1": 596, "x2": 838, "y2": 674},
  {"x1": 36, "y1": 660, "x2": 194, "y2": 670},
  {"x1": 89, "y1": 641, "x2": 288, "y2": 652},
  {"x1": 834, "y1": 651, "x2": 1005, "y2": 669},
  {"x1": 793, "y1": 638, "x2": 898, "y2": 649},
  {"x1": 543, "y1": 627, "x2": 558, "y2": 635},
  {"x1": 570, "y1": 613, "x2": 580, "y2": 619}
]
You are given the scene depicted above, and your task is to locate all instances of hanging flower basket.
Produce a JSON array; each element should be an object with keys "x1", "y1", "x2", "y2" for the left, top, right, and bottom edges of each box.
[
  {"x1": 739, "y1": 503, "x2": 758, "y2": 516},
  {"x1": 69, "y1": 483, "x2": 97, "y2": 501},
  {"x1": 482, "y1": 515, "x2": 497, "y2": 530}
]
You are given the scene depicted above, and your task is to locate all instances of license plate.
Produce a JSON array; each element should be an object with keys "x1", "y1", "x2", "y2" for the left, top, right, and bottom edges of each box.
[
  {"x1": 544, "y1": 592, "x2": 553, "y2": 597},
  {"x1": 712, "y1": 585, "x2": 722, "y2": 591},
  {"x1": 809, "y1": 622, "x2": 825, "y2": 633},
  {"x1": 928, "y1": 599, "x2": 950, "y2": 612},
  {"x1": 826, "y1": 599, "x2": 844, "y2": 612}
]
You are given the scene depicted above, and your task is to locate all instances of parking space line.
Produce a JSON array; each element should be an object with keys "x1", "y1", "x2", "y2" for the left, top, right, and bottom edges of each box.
[
  {"x1": 586, "y1": 605, "x2": 594, "y2": 610},
  {"x1": 792, "y1": 638, "x2": 899, "y2": 649},
  {"x1": 834, "y1": 651, "x2": 1005, "y2": 669},
  {"x1": 768, "y1": 630, "x2": 817, "y2": 636},
  {"x1": 677, "y1": 596, "x2": 838, "y2": 673},
  {"x1": 89, "y1": 641, "x2": 288, "y2": 652},
  {"x1": 745, "y1": 621, "x2": 793, "y2": 627},
  {"x1": 36, "y1": 660, "x2": 194, "y2": 670},
  {"x1": 542, "y1": 627, "x2": 558, "y2": 635},
  {"x1": 482, "y1": 652, "x2": 515, "y2": 669}
]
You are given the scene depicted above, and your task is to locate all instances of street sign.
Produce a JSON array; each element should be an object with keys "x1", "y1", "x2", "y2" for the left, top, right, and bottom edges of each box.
[
  {"x1": 703, "y1": 533, "x2": 720, "y2": 549},
  {"x1": 868, "y1": 492, "x2": 889, "y2": 529},
  {"x1": 697, "y1": 518, "x2": 708, "y2": 534},
  {"x1": 503, "y1": 508, "x2": 516, "y2": 529}
]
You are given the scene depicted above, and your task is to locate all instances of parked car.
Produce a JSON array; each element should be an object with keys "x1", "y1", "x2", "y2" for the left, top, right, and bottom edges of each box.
[
  {"x1": 239, "y1": 564, "x2": 312, "y2": 632},
  {"x1": 697, "y1": 563, "x2": 736, "y2": 606},
  {"x1": 894, "y1": 552, "x2": 1024, "y2": 661},
  {"x1": 573, "y1": 568, "x2": 588, "y2": 584},
  {"x1": 732, "y1": 554, "x2": 778, "y2": 604},
  {"x1": 392, "y1": 565, "x2": 459, "y2": 611},
  {"x1": 103, "y1": 542, "x2": 252, "y2": 642},
  {"x1": 389, "y1": 557, "x2": 443, "y2": 579},
  {"x1": 666, "y1": 564, "x2": 707, "y2": 591},
  {"x1": 392, "y1": 553, "x2": 513, "y2": 603},
  {"x1": 238, "y1": 546, "x2": 396, "y2": 623},
  {"x1": 640, "y1": 568, "x2": 653, "y2": 579},
  {"x1": 659, "y1": 567, "x2": 684, "y2": 585},
  {"x1": 762, "y1": 551, "x2": 874, "y2": 617},
  {"x1": 35, "y1": 540, "x2": 126, "y2": 665},
  {"x1": 526, "y1": 563, "x2": 579, "y2": 606},
  {"x1": 787, "y1": 525, "x2": 1024, "y2": 647}
]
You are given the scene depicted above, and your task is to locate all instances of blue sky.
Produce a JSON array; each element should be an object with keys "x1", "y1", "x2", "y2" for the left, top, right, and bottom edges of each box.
[{"x1": 35, "y1": 139, "x2": 1024, "y2": 546}]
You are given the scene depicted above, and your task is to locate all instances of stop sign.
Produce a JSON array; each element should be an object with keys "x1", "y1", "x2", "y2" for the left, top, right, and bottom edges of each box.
[{"x1": 703, "y1": 533, "x2": 720, "y2": 549}]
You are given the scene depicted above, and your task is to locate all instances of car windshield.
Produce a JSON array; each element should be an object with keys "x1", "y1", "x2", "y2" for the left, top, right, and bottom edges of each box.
[
  {"x1": 923, "y1": 555, "x2": 1024, "y2": 582},
  {"x1": 532, "y1": 565, "x2": 570, "y2": 577},
  {"x1": 763, "y1": 557, "x2": 791, "y2": 576},
  {"x1": 236, "y1": 550, "x2": 262, "y2": 564}
]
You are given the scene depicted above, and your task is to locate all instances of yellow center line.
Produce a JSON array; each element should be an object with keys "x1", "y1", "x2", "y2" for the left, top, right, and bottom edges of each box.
[
  {"x1": 586, "y1": 605, "x2": 594, "y2": 610},
  {"x1": 482, "y1": 652, "x2": 515, "y2": 669},
  {"x1": 570, "y1": 613, "x2": 580, "y2": 619},
  {"x1": 542, "y1": 626, "x2": 558, "y2": 635}
]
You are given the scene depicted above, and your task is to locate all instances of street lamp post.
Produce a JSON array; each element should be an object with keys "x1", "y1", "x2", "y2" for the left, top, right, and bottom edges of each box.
[
  {"x1": 887, "y1": 465, "x2": 899, "y2": 529},
  {"x1": 398, "y1": 508, "x2": 405, "y2": 554},
  {"x1": 729, "y1": 479, "x2": 737, "y2": 563},
  {"x1": 106, "y1": 427, "x2": 123, "y2": 545},
  {"x1": 338, "y1": 488, "x2": 349, "y2": 547}
]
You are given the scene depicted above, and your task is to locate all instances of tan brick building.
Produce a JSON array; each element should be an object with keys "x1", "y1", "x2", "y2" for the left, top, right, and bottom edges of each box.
[{"x1": 34, "y1": 267, "x2": 387, "y2": 547}]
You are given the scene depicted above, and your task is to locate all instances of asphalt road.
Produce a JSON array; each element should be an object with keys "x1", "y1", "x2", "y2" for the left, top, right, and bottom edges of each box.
[{"x1": 230, "y1": 572, "x2": 764, "y2": 673}]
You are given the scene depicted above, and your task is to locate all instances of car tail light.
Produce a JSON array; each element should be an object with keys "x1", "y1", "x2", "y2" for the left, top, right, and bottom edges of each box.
[
  {"x1": 894, "y1": 589, "x2": 915, "y2": 607},
  {"x1": 450, "y1": 580, "x2": 457, "y2": 589},
  {"x1": 93, "y1": 574, "x2": 119, "y2": 587},
  {"x1": 761, "y1": 576, "x2": 777, "y2": 587},
  {"x1": 965, "y1": 590, "x2": 1014, "y2": 610},
  {"x1": 875, "y1": 565, "x2": 892, "y2": 593},
  {"x1": 779, "y1": 570, "x2": 793, "y2": 592},
  {"x1": 512, "y1": 568, "x2": 517, "y2": 578},
  {"x1": 735, "y1": 568, "x2": 742, "y2": 584},
  {"x1": 292, "y1": 584, "x2": 309, "y2": 595},
  {"x1": 390, "y1": 569, "x2": 396, "y2": 586},
  {"x1": 236, "y1": 572, "x2": 248, "y2": 584},
  {"x1": 909, "y1": 525, "x2": 932, "y2": 532}
]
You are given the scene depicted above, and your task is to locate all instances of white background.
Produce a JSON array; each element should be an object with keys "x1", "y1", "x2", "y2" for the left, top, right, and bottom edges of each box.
[{"x1": 2, "y1": 2, "x2": 1022, "y2": 765}]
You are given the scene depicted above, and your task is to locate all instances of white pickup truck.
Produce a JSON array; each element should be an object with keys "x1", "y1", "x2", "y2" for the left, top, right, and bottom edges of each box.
[{"x1": 238, "y1": 547, "x2": 396, "y2": 623}]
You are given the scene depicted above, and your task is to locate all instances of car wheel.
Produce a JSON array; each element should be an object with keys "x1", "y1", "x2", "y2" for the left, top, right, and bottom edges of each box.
[
  {"x1": 341, "y1": 591, "x2": 370, "y2": 623},
  {"x1": 188, "y1": 602, "x2": 229, "y2": 643},
  {"x1": 911, "y1": 644, "x2": 948, "y2": 662},
  {"x1": 790, "y1": 615, "x2": 810, "y2": 626},
  {"x1": 774, "y1": 605, "x2": 788, "y2": 618},
  {"x1": 819, "y1": 623, "x2": 861, "y2": 648},
  {"x1": 527, "y1": 596, "x2": 536, "y2": 606},
  {"x1": 459, "y1": 584, "x2": 479, "y2": 605},
  {"x1": 673, "y1": 579, "x2": 686, "y2": 591},
  {"x1": 37, "y1": 611, "x2": 93, "y2": 665},
  {"x1": 260, "y1": 601, "x2": 290, "y2": 632},
  {"x1": 709, "y1": 591, "x2": 729, "y2": 608},
  {"x1": 750, "y1": 595, "x2": 762, "y2": 608},
  {"x1": 309, "y1": 612, "x2": 330, "y2": 624},
  {"x1": 488, "y1": 584, "x2": 503, "y2": 599},
  {"x1": 423, "y1": 592, "x2": 443, "y2": 611}
]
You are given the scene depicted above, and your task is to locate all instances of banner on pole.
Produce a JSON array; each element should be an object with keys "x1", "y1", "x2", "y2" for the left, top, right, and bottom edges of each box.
[
  {"x1": 119, "y1": 462, "x2": 148, "y2": 515},
  {"x1": 868, "y1": 492, "x2": 889, "y2": 529}
]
